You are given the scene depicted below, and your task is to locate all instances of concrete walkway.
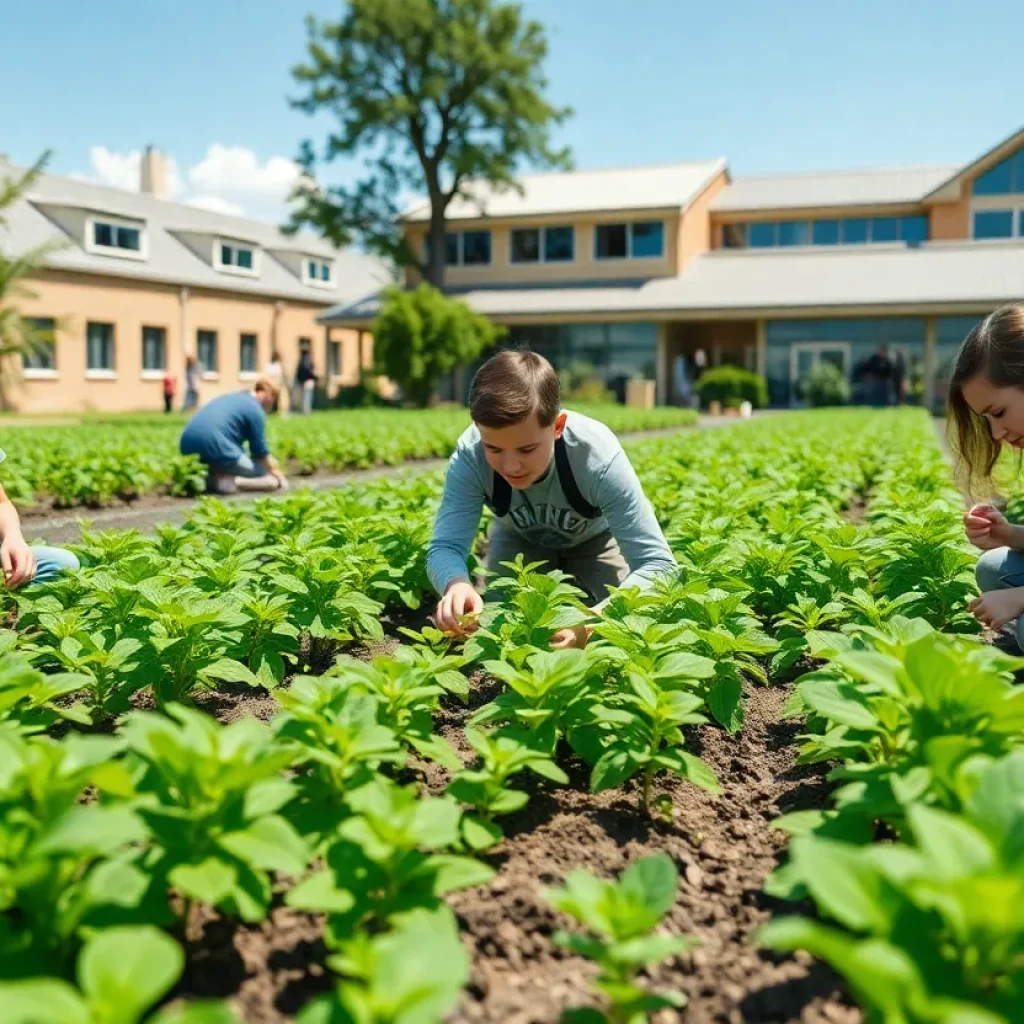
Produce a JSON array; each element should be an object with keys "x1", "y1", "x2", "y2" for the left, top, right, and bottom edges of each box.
[{"x1": 32, "y1": 419, "x2": 741, "y2": 545}]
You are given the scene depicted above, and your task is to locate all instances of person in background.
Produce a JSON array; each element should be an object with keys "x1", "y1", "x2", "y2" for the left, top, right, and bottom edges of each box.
[
  {"x1": 863, "y1": 345, "x2": 894, "y2": 407},
  {"x1": 263, "y1": 349, "x2": 285, "y2": 414},
  {"x1": 296, "y1": 348, "x2": 317, "y2": 415},
  {"x1": 892, "y1": 349, "x2": 907, "y2": 406},
  {"x1": 162, "y1": 371, "x2": 176, "y2": 414},
  {"x1": 183, "y1": 355, "x2": 201, "y2": 413},
  {"x1": 428, "y1": 350, "x2": 676, "y2": 649},
  {"x1": 947, "y1": 304, "x2": 1024, "y2": 649},
  {"x1": 0, "y1": 448, "x2": 78, "y2": 590},
  {"x1": 672, "y1": 353, "x2": 691, "y2": 408},
  {"x1": 179, "y1": 376, "x2": 289, "y2": 495}
]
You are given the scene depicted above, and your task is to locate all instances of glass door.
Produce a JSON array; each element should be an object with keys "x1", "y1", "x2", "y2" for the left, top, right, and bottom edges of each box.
[{"x1": 789, "y1": 342, "x2": 851, "y2": 406}]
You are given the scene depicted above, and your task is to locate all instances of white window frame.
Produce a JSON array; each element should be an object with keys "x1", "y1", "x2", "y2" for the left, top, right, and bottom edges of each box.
[
  {"x1": 303, "y1": 258, "x2": 335, "y2": 289},
  {"x1": 593, "y1": 220, "x2": 666, "y2": 261},
  {"x1": 508, "y1": 225, "x2": 576, "y2": 265},
  {"x1": 239, "y1": 332, "x2": 259, "y2": 379},
  {"x1": 85, "y1": 321, "x2": 116, "y2": 378},
  {"x1": 85, "y1": 214, "x2": 148, "y2": 261},
  {"x1": 22, "y1": 317, "x2": 58, "y2": 379},
  {"x1": 969, "y1": 195, "x2": 1024, "y2": 241},
  {"x1": 213, "y1": 238, "x2": 260, "y2": 277},
  {"x1": 140, "y1": 325, "x2": 167, "y2": 378}
]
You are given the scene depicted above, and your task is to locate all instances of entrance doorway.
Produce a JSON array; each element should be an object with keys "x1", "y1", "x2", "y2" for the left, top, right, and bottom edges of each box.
[{"x1": 789, "y1": 342, "x2": 851, "y2": 406}]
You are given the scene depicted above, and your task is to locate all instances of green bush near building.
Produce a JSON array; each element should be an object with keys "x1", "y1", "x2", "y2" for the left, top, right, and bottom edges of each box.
[
  {"x1": 696, "y1": 367, "x2": 768, "y2": 409},
  {"x1": 803, "y1": 363, "x2": 851, "y2": 407}
]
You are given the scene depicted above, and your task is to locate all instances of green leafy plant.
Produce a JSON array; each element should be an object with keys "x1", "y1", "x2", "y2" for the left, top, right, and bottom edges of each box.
[{"x1": 544, "y1": 854, "x2": 694, "y2": 1023}]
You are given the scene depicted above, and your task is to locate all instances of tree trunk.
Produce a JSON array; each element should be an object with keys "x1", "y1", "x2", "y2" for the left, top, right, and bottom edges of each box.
[{"x1": 426, "y1": 205, "x2": 447, "y2": 288}]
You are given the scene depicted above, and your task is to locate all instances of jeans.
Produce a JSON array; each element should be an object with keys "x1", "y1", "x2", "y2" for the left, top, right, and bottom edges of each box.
[
  {"x1": 485, "y1": 525, "x2": 629, "y2": 604},
  {"x1": 975, "y1": 546, "x2": 1024, "y2": 648},
  {"x1": 29, "y1": 545, "x2": 80, "y2": 586},
  {"x1": 205, "y1": 455, "x2": 267, "y2": 493}
]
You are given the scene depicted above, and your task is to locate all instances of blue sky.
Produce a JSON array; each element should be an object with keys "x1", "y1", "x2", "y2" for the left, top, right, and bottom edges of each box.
[{"x1": 4, "y1": 0, "x2": 1020, "y2": 221}]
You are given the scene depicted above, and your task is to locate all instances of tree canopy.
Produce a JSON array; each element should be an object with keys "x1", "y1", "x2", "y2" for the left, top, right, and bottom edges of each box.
[{"x1": 288, "y1": 0, "x2": 572, "y2": 286}]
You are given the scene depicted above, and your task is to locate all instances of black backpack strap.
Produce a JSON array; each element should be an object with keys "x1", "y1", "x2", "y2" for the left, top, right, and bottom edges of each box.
[
  {"x1": 555, "y1": 437, "x2": 601, "y2": 519},
  {"x1": 488, "y1": 470, "x2": 512, "y2": 517}
]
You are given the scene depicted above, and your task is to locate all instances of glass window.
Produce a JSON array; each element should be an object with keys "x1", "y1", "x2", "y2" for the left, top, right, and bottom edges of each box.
[
  {"x1": 748, "y1": 222, "x2": 777, "y2": 248},
  {"x1": 87, "y1": 322, "x2": 115, "y2": 371},
  {"x1": 973, "y1": 210, "x2": 1014, "y2": 238},
  {"x1": 116, "y1": 226, "x2": 140, "y2": 250},
  {"x1": 24, "y1": 317, "x2": 56, "y2": 370},
  {"x1": 220, "y1": 243, "x2": 232, "y2": 265},
  {"x1": 237, "y1": 247, "x2": 253, "y2": 270},
  {"x1": 721, "y1": 223, "x2": 747, "y2": 248},
  {"x1": 595, "y1": 223, "x2": 628, "y2": 259},
  {"x1": 240, "y1": 333, "x2": 257, "y2": 374},
  {"x1": 544, "y1": 226, "x2": 574, "y2": 261},
  {"x1": 973, "y1": 156, "x2": 1015, "y2": 196},
  {"x1": 308, "y1": 259, "x2": 317, "y2": 280},
  {"x1": 1019, "y1": 210, "x2": 1024, "y2": 237},
  {"x1": 841, "y1": 218, "x2": 868, "y2": 244},
  {"x1": 779, "y1": 221, "x2": 810, "y2": 247},
  {"x1": 510, "y1": 228, "x2": 540, "y2": 263},
  {"x1": 462, "y1": 231, "x2": 491, "y2": 265},
  {"x1": 870, "y1": 217, "x2": 900, "y2": 242},
  {"x1": 142, "y1": 326, "x2": 166, "y2": 372},
  {"x1": 93, "y1": 221, "x2": 141, "y2": 251},
  {"x1": 328, "y1": 340, "x2": 341, "y2": 377},
  {"x1": 320, "y1": 262, "x2": 331, "y2": 281},
  {"x1": 444, "y1": 233, "x2": 459, "y2": 265},
  {"x1": 221, "y1": 244, "x2": 255, "y2": 269},
  {"x1": 812, "y1": 220, "x2": 840, "y2": 245},
  {"x1": 197, "y1": 329, "x2": 218, "y2": 372},
  {"x1": 630, "y1": 221, "x2": 664, "y2": 258},
  {"x1": 93, "y1": 223, "x2": 113, "y2": 247},
  {"x1": 900, "y1": 216, "x2": 929, "y2": 247}
]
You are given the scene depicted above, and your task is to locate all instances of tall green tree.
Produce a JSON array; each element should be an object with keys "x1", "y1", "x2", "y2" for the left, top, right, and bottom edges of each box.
[
  {"x1": 0, "y1": 152, "x2": 63, "y2": 407},
  {"x1": 373, "y1": 284, "x2": 504, "y2": 406},
  {"x1": 288, "y1": 0, "x2": 572, "y2": 287}
]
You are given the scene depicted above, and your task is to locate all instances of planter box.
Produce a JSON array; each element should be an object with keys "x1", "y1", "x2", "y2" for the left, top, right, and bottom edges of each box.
[{"x1": 625, "y1": 379, "x2": 656, "y2": 409}]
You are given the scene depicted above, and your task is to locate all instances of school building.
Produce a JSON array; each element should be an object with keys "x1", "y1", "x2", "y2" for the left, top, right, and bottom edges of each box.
[
  {"x1": 322, "y1": 124, "x2": 1024, "y2": 410},
  {"x1": 3, "y1": 147, "x2": 391, "y2": 413}
]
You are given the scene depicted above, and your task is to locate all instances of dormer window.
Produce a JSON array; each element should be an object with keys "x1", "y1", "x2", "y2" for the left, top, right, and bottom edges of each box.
[
  {"x1": 214, "y1": 239, "x2": 259, "y2": 277},
  {"x1": 305, "y1": 258, "x2": 334, "y2": 288},
  {"x1": 86, "y1": 215, "x2": 147, "y2": 260}
]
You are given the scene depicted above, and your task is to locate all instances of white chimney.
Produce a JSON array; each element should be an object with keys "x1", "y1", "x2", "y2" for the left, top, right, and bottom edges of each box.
[{"x1": 140, "y1": 145, "x2": 169, "y2": 200}]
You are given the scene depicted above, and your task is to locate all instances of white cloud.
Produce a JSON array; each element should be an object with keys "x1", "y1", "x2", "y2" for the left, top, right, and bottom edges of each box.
[
  {"x1": 188, "y1": 144, "x2": 301, "y2": 201},
  {"x1": 185, "y1": 195, "x2": 246, "y2": 217},
  {"x1": 84, "y1": 145, "x2": 185, "y2": 198}
]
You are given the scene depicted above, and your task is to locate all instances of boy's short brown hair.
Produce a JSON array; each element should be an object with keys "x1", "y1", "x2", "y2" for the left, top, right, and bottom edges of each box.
[
  {"x1": 469, "y1": 350, "x2": 561, "y2": 428},
  {"x1": 254, "y1": 375, "x2": 281, "y2": 402}
]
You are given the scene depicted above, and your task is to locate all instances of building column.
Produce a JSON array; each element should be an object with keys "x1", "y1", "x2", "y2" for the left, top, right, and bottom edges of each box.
[
  {"x1": 756, "y1": 318, "x2": 767, "y2": 378},
  {"x1": 655, "y1": 322, "x2": 669, "y2": 406},
  {"x1": 923, "y1": 316, "x2": 937, "y2": 413}
]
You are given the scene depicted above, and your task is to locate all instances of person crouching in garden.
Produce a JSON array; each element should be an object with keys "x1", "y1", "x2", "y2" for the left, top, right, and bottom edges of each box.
[
  {"x1": 179, "y1": 376, "x2": 289, "y2": 495},
  {"x1": 948, "y1": 303, "x2": 1024, "y2": 648},
  {"x1": 427, "y1": 350, "x2": 676, "y2": 649},
  {"x1": 0, "y1": 447, "x2": 78, "y2": 590}
]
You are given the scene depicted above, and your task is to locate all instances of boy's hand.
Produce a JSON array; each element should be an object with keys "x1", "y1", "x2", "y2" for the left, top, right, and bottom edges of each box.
[
  {"x1": 965, "y1": 503, "x2": 1013, "y2": 550},
  {"x1": 969, "y1": 588, "x2": 1024, "y2": 631},
  {"x1": 551, "y1": 625, "x2": 591, "y2": 650},
  {"x1": 1, "y1": 535, "x2": 36, "y2": 590},
  {"x1": 435, "y1": 581, "x2": 483, "y2": 637}
]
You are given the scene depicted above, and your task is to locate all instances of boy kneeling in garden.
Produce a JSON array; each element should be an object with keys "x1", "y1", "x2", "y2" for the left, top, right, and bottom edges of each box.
[{"x1": 429, "y1": 351, "x2": 676, "y2": 648}]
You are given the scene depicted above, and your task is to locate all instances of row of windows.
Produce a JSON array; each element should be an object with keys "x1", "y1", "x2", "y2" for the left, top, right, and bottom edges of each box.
[
  {"x1": 723, "y1": 215, "x2": 929, "y2": 249},
  {"x1": 973, "y1": 150, "x2": 1024, "y2": 196},
  {"x1": 427, "y1": 220, "x2": 667, "y2": 267},
  {"x1": 972, "y1": 208, "x2": 1024, "y2": 240},
  {"x1": 25, "y1": 319, "x2": 326, "y2": 377}
]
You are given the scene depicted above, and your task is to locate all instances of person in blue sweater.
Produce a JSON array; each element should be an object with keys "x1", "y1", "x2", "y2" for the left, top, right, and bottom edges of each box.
[
  {"x1": 179, "y1": 377, "x2": 289, "y2": 494},
  {"x1": 428, "y1": 350, "x2": 677, "y2": 649}
]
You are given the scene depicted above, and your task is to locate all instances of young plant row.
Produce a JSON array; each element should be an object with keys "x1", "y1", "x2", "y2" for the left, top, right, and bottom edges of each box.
[
  {"x1": 755, "y1": 415, "x2": 1024, "y2": 1024},
  {"x1": 5, "y1": 403, "x2": 696, "y2": 510}
]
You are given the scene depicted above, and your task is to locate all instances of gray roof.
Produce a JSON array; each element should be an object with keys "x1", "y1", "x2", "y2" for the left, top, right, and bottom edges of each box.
[
  {"x1": 402, "y1": 159, "x2": 727, "y2": 222},
  {"x1": 710, "y1": 165, "x2": 959, "y2": 213},
  {"x1": 2, "y1": 163, "x2": 393, "y2": 305},
  {"x1": 321, "y1": 241, "x2": 1024, "y2": 322}
]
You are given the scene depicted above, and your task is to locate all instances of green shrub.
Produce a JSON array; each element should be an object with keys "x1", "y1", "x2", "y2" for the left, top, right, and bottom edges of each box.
[
  {"x1": 695, "y1": 367, "x2": 768, "y2": 409},
  {"x1": 802, "y1": 363, "x2": 850, "y2": 407},
  {"x1": 558, "y1": 360, "x2": 615, "y2": 404}
]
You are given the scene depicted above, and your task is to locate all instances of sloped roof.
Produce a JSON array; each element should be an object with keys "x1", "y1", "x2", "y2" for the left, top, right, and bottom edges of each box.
[
  {"x1": 1, "y1": 163, "x2": 393, "y2": 304},
  {"x1": 710, "y1": 165, "x2": 958, "y2": 213},
  {"x1": 923, "y1": 124, "x2": 1024, "y2": 202},
  {"x1": 321, "y1": 241, "x2": 1024, "y2": 322},
  {"x1": 401, "y1": 159, "x2": 727, "y2": 222}
]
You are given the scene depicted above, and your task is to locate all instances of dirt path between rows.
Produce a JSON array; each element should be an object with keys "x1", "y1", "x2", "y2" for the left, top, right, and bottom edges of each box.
[
  {"x1": 27, "y1": 418, "x2": 745, "y2": 545},
  {"x1": 175, "y1": 678, "x2": 858, "y2": 1024}
]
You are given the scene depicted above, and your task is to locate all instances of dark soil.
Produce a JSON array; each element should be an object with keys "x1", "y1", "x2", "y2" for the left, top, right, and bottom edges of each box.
[{"x1": 174, "y1": 675, "x2": 860, "y2": 1024}]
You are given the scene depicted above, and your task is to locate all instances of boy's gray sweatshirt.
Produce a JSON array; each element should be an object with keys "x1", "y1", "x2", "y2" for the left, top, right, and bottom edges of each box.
[{"x1": 426, "y1": 410, "x2": 676, "y2": 596}]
